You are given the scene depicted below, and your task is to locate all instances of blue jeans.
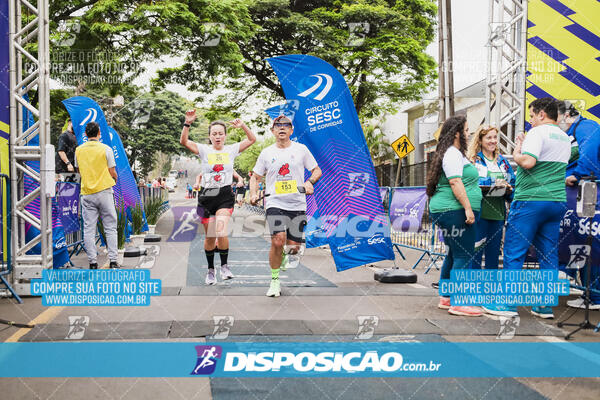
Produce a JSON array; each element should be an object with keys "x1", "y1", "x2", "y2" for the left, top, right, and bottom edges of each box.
[
  {"x1": 503, "y1": 201, "x2": 566, "y2": 270},
  {"x1": 472, "y1": 218, "x2": 504, "y2": 269},
  {"x1": 431, "y1": 209, "x2": 479, "y2": 283}
]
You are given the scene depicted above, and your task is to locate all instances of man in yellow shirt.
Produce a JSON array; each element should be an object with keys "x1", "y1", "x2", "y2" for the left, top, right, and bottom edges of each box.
[{"x1": 75, "y1": 122, "x2": 119, "y2": 269}]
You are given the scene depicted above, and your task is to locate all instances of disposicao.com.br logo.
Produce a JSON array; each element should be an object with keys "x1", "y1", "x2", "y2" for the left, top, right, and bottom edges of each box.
[
  {"x1": 191, "y1": 345, "x2": 222, "y2": 375},
  {"x1": 221, "y1": 351, "x2": 441, "y2": 373}
]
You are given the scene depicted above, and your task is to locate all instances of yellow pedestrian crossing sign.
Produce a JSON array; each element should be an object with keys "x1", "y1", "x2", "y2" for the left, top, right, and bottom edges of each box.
[{"x1": 391, "y1": 135, "x2": 414, "y2": 159}]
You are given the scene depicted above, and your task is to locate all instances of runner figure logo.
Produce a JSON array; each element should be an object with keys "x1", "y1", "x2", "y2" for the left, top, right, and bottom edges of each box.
[
  {"x1": 355, "y1": 315, "x2": 379, "y2": 339},
  {"x1": 168, "y1": 207, "x2": 200, "y2": 242},
  {"x1": 347, "y1": 173, "x2": 369, "y2": 197},
  {"x1": 567, "y1": 245, "x2": 591, "y2": 270},
  {"x1": 65, "y1": 316, "x2": 90, "y2": 340},
  {"x1": 191, "y1": 345, "x2": 223, "y2": 375},
  {"x1": 409, "y1": 203, "x2": 420, "y2": 218},
  {"x1": 497, "y1": 316, "x2": 520, "y2": 340},
  {"x1": 139, "y1": 244, "x2": 161, "y2": 269},
  {"x1": 211, "y1": 316, "x2": 234, "y2": 339}
]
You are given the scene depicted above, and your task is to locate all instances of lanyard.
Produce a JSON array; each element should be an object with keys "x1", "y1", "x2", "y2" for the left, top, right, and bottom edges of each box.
[{"x1": 571, "y1": 117, "x2": 583, "y2": 140}]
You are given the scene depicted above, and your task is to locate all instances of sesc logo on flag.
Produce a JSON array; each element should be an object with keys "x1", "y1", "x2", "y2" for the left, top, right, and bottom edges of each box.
[{"x1": 191, "y1": 345, "x2": 223, "y2": 375}]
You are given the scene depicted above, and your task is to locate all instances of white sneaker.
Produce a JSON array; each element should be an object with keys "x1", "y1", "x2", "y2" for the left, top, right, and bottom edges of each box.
[
  {"x1": 567, "y1": 298, "x2": 600, "y2": 310},
  {"x1": 266, "y1": 279, "x2": 281, "y2": 297},
  {"x1": 220, "y1": 264, "x2": 234, "y2": 280},
  {"x1": 569, "y1": 286, "x2": 584, "y2": 296},
  {"x1": 205, "y1": 269, "x2": 217, "y2": 285}
]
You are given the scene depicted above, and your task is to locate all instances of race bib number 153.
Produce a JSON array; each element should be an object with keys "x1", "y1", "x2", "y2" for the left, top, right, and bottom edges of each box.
[{"x1": 275, "y1": 180, "x2": 297, "y2": 195}]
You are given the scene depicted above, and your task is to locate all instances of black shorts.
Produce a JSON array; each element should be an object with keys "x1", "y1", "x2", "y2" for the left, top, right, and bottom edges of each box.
[
  {"x1": 266, "y1": 207, "x2": 307, "y2": 243},
  {"x1": 197, "y1": 186, "x2": 235, "y2": 220}
]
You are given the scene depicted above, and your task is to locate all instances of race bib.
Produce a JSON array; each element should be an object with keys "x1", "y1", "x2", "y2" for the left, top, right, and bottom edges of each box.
[
  {"x1": 275, "y1": 180, "x2": 297, "y2": 195},
  {"x1": 207, "y1": 153, "x2": 230, "y2": 165}
]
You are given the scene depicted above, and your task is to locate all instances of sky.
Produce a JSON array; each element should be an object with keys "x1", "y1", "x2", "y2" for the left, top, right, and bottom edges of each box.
[{"x1": 415, "y1": 0, "x2": 490, "y2": 102}]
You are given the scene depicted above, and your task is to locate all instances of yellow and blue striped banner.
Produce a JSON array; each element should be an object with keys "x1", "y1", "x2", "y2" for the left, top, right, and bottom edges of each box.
[{"x1": 526, "y1": 0, "x2": 600, "y2": 124}]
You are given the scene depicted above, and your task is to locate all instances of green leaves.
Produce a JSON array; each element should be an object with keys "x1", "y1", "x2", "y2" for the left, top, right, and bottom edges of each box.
[
  {"x1": 130, "y1": 202, "x2": 145, "y2": 235},
  {"x1": 50, "y1": 1, "x2": 437, "y2": 119},
  {"x1": 111, "y1": 90, "x2": 189, "y2": 177},
  {"x1": 48, "y1": 0, "x2": 438, "y2": 170},
  {"x1": 235, "y1": 136, "x2": 275, "y2": 176},
  {"x1": 155, "y1": 0, "x2": 437, "y2": 119},
  {"x1": 143, "y1": 194, "x2": 167, "y2": 226},
  {"x1": 363, "y1": 120, "x2": 394, "y2": 163}
]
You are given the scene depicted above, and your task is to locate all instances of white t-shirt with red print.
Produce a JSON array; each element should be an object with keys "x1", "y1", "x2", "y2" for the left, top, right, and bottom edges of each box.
[
  {"x1": 253, "y1": 141, "x2": 318, "y2": 212},
  {"x1": 197, "y1": 143, "x2": 241, "y2": 189}
]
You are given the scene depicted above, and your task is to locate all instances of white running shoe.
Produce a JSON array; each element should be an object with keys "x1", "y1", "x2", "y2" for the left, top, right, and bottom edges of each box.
[
  {"x1": 266, "y1": 279, "x2": 281, "y2": 297},
  {"x1": 220, "y1": 264, "x2": 234, "y2": 280},
  {"x1": 567, "y1": 298, "x2": 600, "y2": 310},
  {"x1": 205, "y1": 269, "x2": 217, "y2": 285}
]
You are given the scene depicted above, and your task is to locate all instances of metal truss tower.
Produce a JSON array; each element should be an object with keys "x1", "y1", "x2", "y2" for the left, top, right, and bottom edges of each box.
[
  {"x1": 485, "y1": 0, "x2": 528, "y2": 153},
  {"x1": 8, "y1": 0, "x2": 53, "y2": 294}
]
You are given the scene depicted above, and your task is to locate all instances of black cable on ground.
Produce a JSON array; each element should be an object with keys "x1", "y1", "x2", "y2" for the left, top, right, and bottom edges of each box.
[{"x1": 0, "y1": 318, "x2": 35, "y2": 329}]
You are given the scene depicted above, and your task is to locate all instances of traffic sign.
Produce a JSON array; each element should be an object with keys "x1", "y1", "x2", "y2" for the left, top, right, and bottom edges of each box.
[{"x1": 391, "y1": 135, "x2": 415, "y2": 159}]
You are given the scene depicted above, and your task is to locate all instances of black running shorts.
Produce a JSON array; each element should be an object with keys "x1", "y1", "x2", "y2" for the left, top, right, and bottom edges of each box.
[
  {"x1": 265, "y1": 207, "x2": 307, "y2": 243},
  {"x1": 197, "y1": 186, "x2": 235, "y2": 221}
]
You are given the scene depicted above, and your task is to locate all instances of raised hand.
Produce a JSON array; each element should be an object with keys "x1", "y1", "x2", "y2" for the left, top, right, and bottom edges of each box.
[
  {"x1": 229, "y1": 118, "x2": 245, "y2": 129},
  {"x1": 185, "y1": 109, "x2": 197, "y2": 124}
]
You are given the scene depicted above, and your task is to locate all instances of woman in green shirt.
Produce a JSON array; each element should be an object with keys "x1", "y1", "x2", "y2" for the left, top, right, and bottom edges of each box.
[
  {"x1": 467, "y1": 126, "x2": 515, "y2": 269},
  {"x1": 427, "y1": 115, "x2": 483, "y2": 317}
]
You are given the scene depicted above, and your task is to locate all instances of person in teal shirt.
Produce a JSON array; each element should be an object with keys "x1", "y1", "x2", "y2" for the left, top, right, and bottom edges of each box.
[
  {"x1": 467, "y1": 125, "x2": 515, "y2": 269},
  {"x1": 427, "y1": 115, "x2": 483, "y2": 317}
]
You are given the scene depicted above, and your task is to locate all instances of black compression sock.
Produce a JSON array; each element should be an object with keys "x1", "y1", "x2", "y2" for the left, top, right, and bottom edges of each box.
[
  {"x1": 219, "y1": 248, "x2": 229, "y2": 266},
  {"x1": 205, "y1": 248, "x2": 217, "y2": 269}
]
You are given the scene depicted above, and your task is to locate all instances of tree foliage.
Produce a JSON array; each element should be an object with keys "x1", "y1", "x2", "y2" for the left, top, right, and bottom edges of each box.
[
  {"x1": 363, "y1": 120, "x2": 394, "y2": 164},
  {"x1": 46, "y1": 0, "x2": 439, "y2": 171},
  {"x1": 234, "y1": 137, "x2": 276, "y2": 176},
  {"x1": 51, "y1": 86, "x2": 192, "y2": 177},
  {"x1": 111, "y1": 90, "x2": 189, "y2": 177},
  {"x1": 48, "y1": 0, "x2": 199, "y2": 92},
  {"x1": 156, "y1": 0, "x2": 438, "y2": 118}
]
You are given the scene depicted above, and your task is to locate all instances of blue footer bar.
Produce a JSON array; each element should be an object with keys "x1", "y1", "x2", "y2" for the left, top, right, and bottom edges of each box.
[{"x1": 1, "y1": 342, "x2": 599, "y2": 377}]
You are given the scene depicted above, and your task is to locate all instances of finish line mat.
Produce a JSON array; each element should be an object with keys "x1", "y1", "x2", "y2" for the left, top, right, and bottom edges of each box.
[{"x1": 186, "y1": 235, "x2": 335, "y2": 288}]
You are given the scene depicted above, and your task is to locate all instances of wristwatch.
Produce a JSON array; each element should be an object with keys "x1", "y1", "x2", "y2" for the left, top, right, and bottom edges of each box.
[
  {"x1": 308, "y1": 178, "x2": 316, "y2": 185},
  {"x1": 183, "y1": 123, "x2": 191, "y2": 128}
]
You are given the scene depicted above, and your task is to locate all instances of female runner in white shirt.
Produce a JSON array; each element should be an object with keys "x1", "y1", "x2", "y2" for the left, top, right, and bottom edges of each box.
[{"x1": 180, "y1": 109, "x2": 256, "y2": 285}]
